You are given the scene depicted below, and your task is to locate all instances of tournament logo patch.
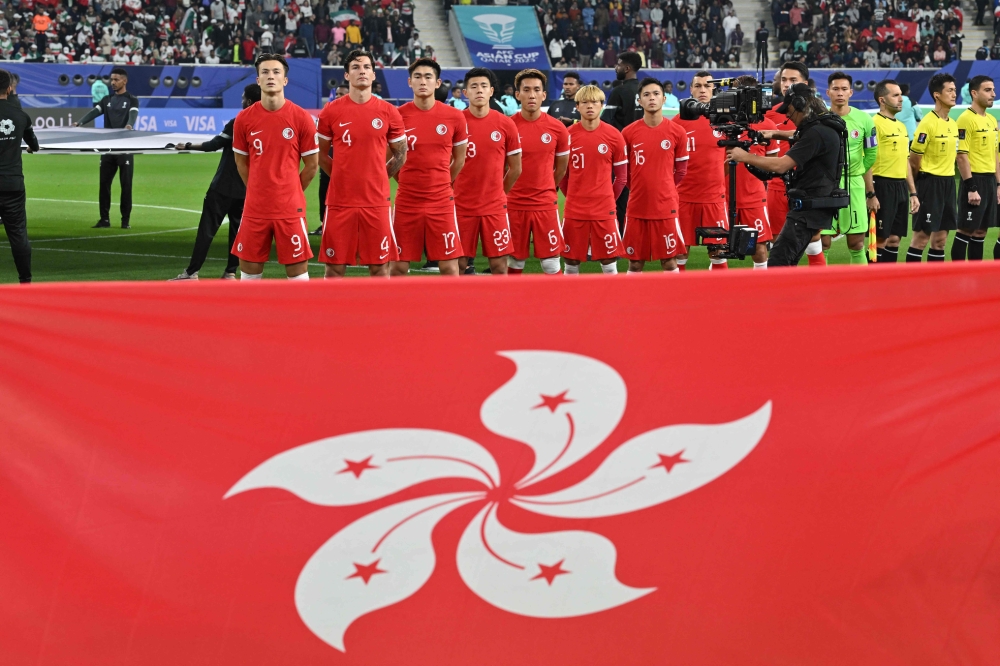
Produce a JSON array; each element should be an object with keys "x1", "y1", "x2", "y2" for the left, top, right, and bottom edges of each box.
[
  {"x1": 372, "y1": 118, "x2": 383, "y2": 130},
  {"x1": 436, "y1": 124, "x2": 448, "y2": 135},
  {"x1": 958, "y1": 129, "x2": 966, "y2": 140},
  {"x1": 282, "y1": 128, "x2": 294, "y2": 140},
  {"x1": 0, "y1": 119, "x2": 13, "y2": 135},
  {"x1": 491, "y1": 131, "x2": 502, "y2": 142},
  {"x1": 660, "y1": 139, "x2": 671, "y2": 150},
  {"x1": 541, "y1": 133, "x2": 553, "y2": 144},
  {"x1": 917, "y1": 133, "x2": 927, "y2": 144},
  {"x1": 598, "y1": 143, "x2": 609, "y2": 154}
]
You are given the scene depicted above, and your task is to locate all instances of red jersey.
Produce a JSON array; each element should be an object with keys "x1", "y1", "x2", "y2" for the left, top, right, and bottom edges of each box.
[
  {"x1": 564, "y1": 121, "x2": 627, "y2": 220},
  {"x1": 671, "y1": 116, "x2": 725, "y2": 204},
  {"x1": 621, "y1": 116, "x2": 689, "y2": 219},
  {"x1": 316, "y1": 94, "x2": 405, "y2": 208},
  {"x1": 454, "y1": 109, "x2": 521, "y2": 216},
  {"x1": 394, "y1": 101, "x2": 468, "y2": 212},
  {"x1": 508, "y1": 112, "x2": 570, "y2": 211},
  {"x1": 232, "y1": 100, "x2": 318, "y2": 218},
  {"x1": 735, "y1": 118, "x2": 779, "y2": 205},
  {"x1": 764, "y1": 108, "x2": 795, "y2": 192}
]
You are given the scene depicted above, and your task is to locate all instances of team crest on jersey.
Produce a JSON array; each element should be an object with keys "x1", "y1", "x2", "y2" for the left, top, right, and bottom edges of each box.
[
  {"x1": 598, "y1": 143, "x2": 609, "y2": 154},
  {"x1": 713, "y1": 130, "x2": 724, "y2": 138},
  {"x1": 372, "y1": 118, "x2": 384, "y2": 130},
  {"x1": 626, "y1": 246, "x2": 634, "y2": 255},
  {"x1": 326, "y1": 248, "x2": 335, "y2": 257},
  {"x1": 541, "y1": 133, "x2": 553, "y2": 144},
  {"x1": 491, "y1": 131, "x2": 502, "y2": 142},
  {"x1": 436, "y1": 124, "x2": 448, "y2": 135},
  {"x1": 283, "y1": 127, "x2": 294, "y2": 140},
  {"x1": 850, "y1": 129, "x2": 860, "y2": 139},
  {"x1": 660, "y1": 139, "x2": 671, "y2": 150}
]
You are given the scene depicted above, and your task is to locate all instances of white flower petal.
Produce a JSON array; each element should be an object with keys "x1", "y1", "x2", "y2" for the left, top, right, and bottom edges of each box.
[
  {"x1": 512, "y1": 402, "x2": 771, "y2": 518},
  {"x1": 456, "y1": 504, "x2": 653, "y2": 617},
  {"x1": 480, "y1": 351, "x2": 626, "y2": 487},
  {"x1": 224, "y1": 429, "x2": 499, "y2": 505},
  {"x1": 296, "y1": 492, "x2": 484, "y2": 651}
]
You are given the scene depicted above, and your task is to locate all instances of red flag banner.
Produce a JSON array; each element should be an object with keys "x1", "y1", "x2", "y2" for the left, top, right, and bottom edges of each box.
[
  {"x1": 889, "y1": 18, "x2": 919, "y2": 41},
  {"x1": 2, "y1": 266, "x2": 1000, "y2": 665}
]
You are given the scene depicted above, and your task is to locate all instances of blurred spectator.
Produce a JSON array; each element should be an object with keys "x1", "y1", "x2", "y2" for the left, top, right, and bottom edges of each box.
[{"x1": 447, "y1": 85, "x2": 467, "y2": 109}]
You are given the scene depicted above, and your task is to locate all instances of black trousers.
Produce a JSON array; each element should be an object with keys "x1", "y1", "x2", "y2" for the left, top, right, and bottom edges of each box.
[
  {"x1": 99, "y1": 153, "x2": 134, "y2": 224},
  {"x1": 616, "y1": 187, "x2": 629, "y2": 235},
  {"x1": 318, "y1": 168, "x2": 330, "y2": 223},
  {"x1": 186, "y1": 189, "x2": 244, "y2": 275},
  {"x1": 0, "y1": 189, "x2": 31, "y2": 283},
  {"x1": 768, "y1": 215, "x2": 821, "y2": 267},
  {"x1": 756, "y1": 41, "x2": 768, "y2": 67}
]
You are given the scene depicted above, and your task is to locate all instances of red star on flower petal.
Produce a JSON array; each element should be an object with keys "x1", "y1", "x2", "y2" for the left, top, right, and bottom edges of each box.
[
  {"x1": 530, "y1": 559, "x2": 571, "y2": 585},
  {"x1": 533, "y1": 390, "x2": 574, "y2": 413},
  {"x1": 650, "y1": 451, "x2": 690, "y2": 473},
  {"x1": 338, "y1": 455, "x2": 379, "y2": 479},
  {"x1": 346, "y1": 559, "x2": 387, "y2": 584}
]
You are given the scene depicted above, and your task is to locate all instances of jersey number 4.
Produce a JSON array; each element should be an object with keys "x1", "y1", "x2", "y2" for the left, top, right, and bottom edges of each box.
[{"x1": 342, "y1": 129, "x2": 352, "y2": 146}]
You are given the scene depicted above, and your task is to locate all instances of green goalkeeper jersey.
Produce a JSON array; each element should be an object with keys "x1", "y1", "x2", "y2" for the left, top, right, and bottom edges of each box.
[{"x1": 843, "y1": 107, "x2": 878, "y2": 178}]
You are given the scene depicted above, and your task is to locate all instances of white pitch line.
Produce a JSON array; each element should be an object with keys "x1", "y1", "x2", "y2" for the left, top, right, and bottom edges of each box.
[
  {"x1": 28, "y1": 198, "x2": 203, "y2": 215},
  {"x1": 26, "y1": 198, "x2": 208, "y2": 242},
  {"x1": 9, "y1": 246, "x2": 369, "y2": 270}
]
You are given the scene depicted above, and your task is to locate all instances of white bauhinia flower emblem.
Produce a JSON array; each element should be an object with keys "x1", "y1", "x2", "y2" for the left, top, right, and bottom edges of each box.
[{"x1": 225, "y1": 351, "x2": 771, "y2": 652}]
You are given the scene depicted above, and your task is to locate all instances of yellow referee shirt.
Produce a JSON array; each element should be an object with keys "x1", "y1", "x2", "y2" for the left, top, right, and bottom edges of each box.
[
  {"x1": 873, "y1": 113, "x2": 909, "y2": 179},
  {"x1": 910, "y1": 110, "x2": 958, "y2": 177},
  {"x1": 956, "y1": 108, "x2": 999, "y2": 174}
]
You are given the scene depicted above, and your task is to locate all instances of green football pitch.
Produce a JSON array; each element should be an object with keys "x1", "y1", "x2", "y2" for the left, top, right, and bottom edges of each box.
[{"x1": 2, "y1": 154, "x2": 996, "y2": 283}]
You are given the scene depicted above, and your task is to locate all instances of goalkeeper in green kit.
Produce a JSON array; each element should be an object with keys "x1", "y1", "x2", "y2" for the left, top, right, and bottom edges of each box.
[{"x1": 822, "y1": 72, "x2": 879, "y2": 264}]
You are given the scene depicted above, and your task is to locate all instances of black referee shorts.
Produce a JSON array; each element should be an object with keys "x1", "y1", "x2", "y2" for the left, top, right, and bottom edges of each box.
[
  {"x1": 914, "y1": 174, "x2": 957, "y2": 234},
  {"x1": 957, "y1": 172, "x2": 997, "y2": 232},
  {"x1": 873, "y1": 176, "x2": 909, "y2": 239}
]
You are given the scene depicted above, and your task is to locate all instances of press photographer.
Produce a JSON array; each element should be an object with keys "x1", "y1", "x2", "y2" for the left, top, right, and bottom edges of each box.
[{"x1": 724, "y1": 83, "x2": 846, "y2": 267}]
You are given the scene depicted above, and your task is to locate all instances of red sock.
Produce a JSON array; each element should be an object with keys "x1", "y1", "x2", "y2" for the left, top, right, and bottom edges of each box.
[
  {"x1": 508, "y1": 268, "x2": 523, "y2": 274},
  {"x1": 709, "y1": 259, "x2": 728, "y2": 270},
  {"x1": 677, "y1": 260, "x2": 687, "y2": 271},
  {"x1": 807, "y1": 253, "x2": 826, "y2": 266}
]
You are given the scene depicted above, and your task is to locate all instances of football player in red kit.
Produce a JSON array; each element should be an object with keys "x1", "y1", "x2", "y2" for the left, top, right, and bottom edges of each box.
[
  {"x1": 507, "y1": 69, "x2": 570, "y2": 275},
  {"x1": 232, "y1": 53, "x2": 319, "y2": 280},
  {"x1": 453, "y1": 67, "x2": 522, "y2": 276},
  {"x1": 561, "y1": 84, "x2": 628, "y2": 275},
  {"x1": 622, "y1": 78, "x2": 689, "y2": 273},
  {"x1": 390, "y1": 58, "x2": 468, "y2": 277},
  {"x1": 316, "y1": 49, "x2": 407, "y2": 277},
  {"x1": 672, "y1": 71, "x2": 729, "y2": 270},
  {"x1": 731, "y1": 75, "x2": 779, "y2": 270}
]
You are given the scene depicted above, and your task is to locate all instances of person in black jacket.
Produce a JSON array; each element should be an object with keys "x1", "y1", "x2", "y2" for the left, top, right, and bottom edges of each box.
[
  {"x1": 169, "y1": 84, "x2": 262, "y2": 281},
  {"x1": 0, "y1": 69, "x2": 39, "y2": 283},
  {"x1": 73, "y1": 67, "x2": 139, "y2": 229},
  {"x1": 601, "y1": 52, "x2": 641, "y2": 233}
]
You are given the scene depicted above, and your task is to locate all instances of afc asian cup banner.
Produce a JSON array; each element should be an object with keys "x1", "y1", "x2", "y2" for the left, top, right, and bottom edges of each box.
[
  {"x1": 2, "y1": 266, "x2": 1000, "y2": 665},
  {"x1": 453, "y1": 6, "x2": 551, "y2": 69}
]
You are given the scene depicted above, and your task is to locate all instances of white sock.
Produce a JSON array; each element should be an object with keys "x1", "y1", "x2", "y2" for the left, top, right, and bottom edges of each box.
[
  {"x1": 626, "y1": 269, "x2": 642, "y2": 275},
  {"x1": 753, "y1": 261, "x2": 768, "y2": 270},
  {"x1": 507, "y1": 257, "x2": 526, "y2": 270},
  {"x1": 540, "y1": 257, "x2": 561, "y2": 274},
  {"x1": 666, "y1": 267, "x2": 680, "y2": 273},
  {"x1": 805, "y1": 239, "x2": 823, "y2": 256},
  {"x1": 564, "y1": 263, "x2": 580, "y2": 275},
  {"x1": 677, "y1": 258, "x2": 687, "y2": 267},
  {"x1": 709, "y1": 258, "x2": 727, "y2": 269},
  {"x1": 601, "y1": 262, "x2": 619, "y2": 275},
  {"x1": 288, "y1": 272, "x2": 310, "y2": 281},
  {"x1": 240, "y1": 271, "x2": 262, "y2": 280}
]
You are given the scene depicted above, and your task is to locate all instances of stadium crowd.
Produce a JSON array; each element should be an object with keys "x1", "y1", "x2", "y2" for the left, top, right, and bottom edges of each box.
[{"x1": 0, "y1": 0, "x2": 436, "y2": 67}]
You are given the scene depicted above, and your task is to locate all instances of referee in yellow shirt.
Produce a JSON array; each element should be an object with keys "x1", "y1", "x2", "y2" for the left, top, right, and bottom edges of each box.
[
  {"x1": 908, "y1": 73, "x2": 958, "y2": 262},
  {"x1": 871, "y1": 79, "x2": 919, "y2": 263},
  {"x1": 954, "y1": 75, "x2": 1000, "y2": 260}
]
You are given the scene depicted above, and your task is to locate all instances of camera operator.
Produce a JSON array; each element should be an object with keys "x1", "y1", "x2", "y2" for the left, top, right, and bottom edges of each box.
[{"x1": 726, "y1": 83, "x2": 843, "y2": 267}]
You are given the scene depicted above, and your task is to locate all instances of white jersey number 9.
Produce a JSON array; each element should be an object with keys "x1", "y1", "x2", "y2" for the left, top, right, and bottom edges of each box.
[{"x1": 253, "y1": 138, "x2": 263, "y2": 156}]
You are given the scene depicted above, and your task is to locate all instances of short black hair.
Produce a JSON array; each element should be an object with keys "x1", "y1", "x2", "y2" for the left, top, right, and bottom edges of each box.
[
  {"x1": 336, "y1": 82, "x2": 350, "y2": 90},
  {"x1": 899, "y1": 82, "x2": 910, "y2": 95},
  {"x1": 243, "y1": 82, "x2": 262, "y2": 104},
  {"x1": 452, "y1": 85, "x2": 463, "y2": 93},
  {"x1": 563, "y1": 71, "x2": 581, "y2": 83},
  {"x1": 255, "y1": 52, "x2": 289, "y2": 74},
  {"x1": 779, "y1": 62, "x2": 809, "y2": 80},
  {"x1": 828, "y1": 71, "x2": 852, "y2": 86},
  {"x1": 969, "y1": 74, "x2": 994, "y2": 92},
  {"x1": 693, "y1": 70, "x2": 712, "y2": 81},
  {"x1": 344, "y1": 49, "x2": 376, "y2": 72},
  {"x1": 463, "y1": 67, "x2": 496, "y2": 88},
  {"x1": 110, "y1": 67, "x2": 128, "y2": 78},
  {"x1": 873, "y1": 78, "x2": 897, "y2": 105},
  {"x1": 638, "y1": 76, "x2": 663, "y2": 95},
  {"x1": 0, "y1": 70, "x2": 10, "y2": 92},
  {"x1": 928, "y1": 73, "x2": 956, "y2": 99},
  {"x1": 618, "y1": 52, "x2": 642, "y2": 73},
  {"x1": 733, "y1": 75, "x2": 757, "y2": 87},
  {"x1": 408, "y1": 57, "x2": 441, "y2": 78}
]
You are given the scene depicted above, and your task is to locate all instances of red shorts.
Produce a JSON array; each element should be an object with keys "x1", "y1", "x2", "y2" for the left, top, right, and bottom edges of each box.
[
  {"x1": 736, "y1": 205, "x2": 773, "y2": 243},
  {"x1": 679, "y1": 201, "x2": 728, "y2": 247},
  {"x1": 622, "y1": 217, "x2": 685, "y2": 260},
  {"x1": 457, "y1": 213, "x2": 512, "y2": 258},
  {"x1": 319, "y1": 206, "x2": 397, "y2": 265},
  {"x1": 767, "y1": 188, "x2": 788, "y2": 235},
  {"x1": 508, "y1": 209, "x2": 563, "y2": 260},
  {"x1": 562, "y1": 218, "x2": 625, "y2": 261},
  {"x1": 233, "y1": 216, "x2": 313, "y2": 265},
  {"x1": 392, "y1": 207, "x2": 461, "y2": 262}
]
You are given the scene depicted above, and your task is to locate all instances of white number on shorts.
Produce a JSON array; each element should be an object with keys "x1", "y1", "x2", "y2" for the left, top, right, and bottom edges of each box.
[
  {"x1": 663, "y1": 233, "x2": 677, "y2": 250},
  {"x1": 604, "y1": 233, "x2": 618, "y2": 251},
  {"x1": 716, "y1": 219, "x2": 726, "y2": 227},
  {"x1": 633, "y1": 148, "x2": 645, "y2": 165},
  {"x1": 381, "y1": 236, "x2": 390, "y2": 253},
  {"x1": 572, "y1": 153, "x2": 585, "y2": 170},
  {"x1": 493, "y1": 228, "x2": 510, "y2": 247},
  {"x1": 467, "y1": 141, "x2": 477, "y2": 158},
  {"x1": 687, "y1": 136, "x2": 695, "y2": 152},
  {"x1": 548, "y1": 229, "x2": 559, "y2": 248},
  {"x1": 407, "y1": 135, "x2": 417, "y2": 151},
  {"x1": 442, "y1": 231, "x2": 456, "y2": 250},
  {"x1": 753, "y1": 218, "x2": 764, "y2": 233},
  {"x1": 291, "y1": 233, "x2": 303, "y2": 256},
  {"x1": 342, "y1": 129, "x2": 352, "y2": 147},
  {"x1": 253, "y1": 138, "x2": 263, "y2": 155}
]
